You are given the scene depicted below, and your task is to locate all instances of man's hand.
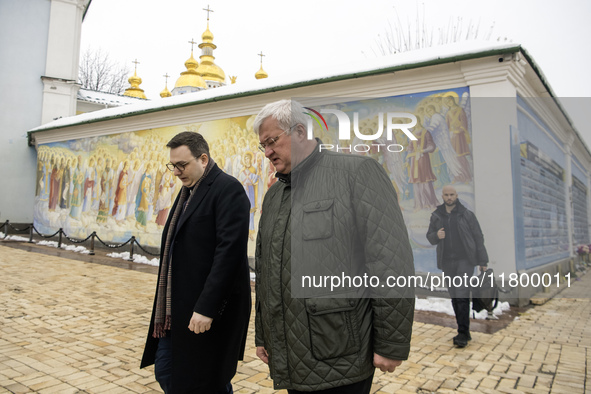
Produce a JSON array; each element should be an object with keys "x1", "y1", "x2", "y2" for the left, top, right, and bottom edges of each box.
[
  {"x1": 188, "y1": 312, "x2": 213, "y2": 334},
  {"x1": 479, "y1": 265, "x2": 488, "y2": 272},
  {"x1": 256, "y1": 346, "x2": 269, "y2": 364},
  {"x1": 373, "y1": 353, "x2": 402, "y2": 373},
  {"x1": 437, "y1": 228, "x2": 445, "y2": 239}
]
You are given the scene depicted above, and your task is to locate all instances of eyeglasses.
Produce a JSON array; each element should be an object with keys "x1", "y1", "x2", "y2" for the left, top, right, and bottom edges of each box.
[
  {"x1": 258, "y1": 126, "x2": 296, "y2": 152},
  {"x1": 166, "y1": 157, "x2": 196, "y2": 172}
]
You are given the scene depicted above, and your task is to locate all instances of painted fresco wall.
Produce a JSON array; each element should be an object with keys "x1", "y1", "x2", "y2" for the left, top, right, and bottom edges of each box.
[
  {"x1": 34, "y1": 87, "x2": 474, "y2": 271},
  {"x1": 34, "y1": 114, "x2": 268, "y2": 257},
  {"x1": 300, "y1": 86, "x2": 474, "y2": 272}
]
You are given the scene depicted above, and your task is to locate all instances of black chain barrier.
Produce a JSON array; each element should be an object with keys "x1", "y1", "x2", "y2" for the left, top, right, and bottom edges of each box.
[
  {"x1": 134, "y1": 239, "x2": 160, "y2": 257},
  {"x1": 94, "y1": 233, "x2": 133, "y2": 248},
  {"x1": 33, "y1": 226, "x2": 62, "y2": 239},
  {"x1": 2, "y1": 221, "x2": 160, "y2": 262}
]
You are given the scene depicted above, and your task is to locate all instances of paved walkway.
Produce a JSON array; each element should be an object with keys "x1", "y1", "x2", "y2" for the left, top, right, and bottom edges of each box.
[{"x1": 0, "y1": 244, "x2": 589, "y2": 393}]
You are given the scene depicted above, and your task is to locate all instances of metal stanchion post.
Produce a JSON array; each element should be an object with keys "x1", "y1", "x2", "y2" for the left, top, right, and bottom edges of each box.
[
  {"x1": 28, "y1": 224, "x2": 34, "y2": 243},
  {"x1": 89, "y1": 232, "x2": 96, "y2": 255},
  {"x1": 58, "y1": 228, "x2": 63, "y2": 249},
  {"x1": 4, "y1": 220, "x2": 9, "y2": 239},
  {"x1": 129, "y1": 236, "x2": 135, "y2": 261}
]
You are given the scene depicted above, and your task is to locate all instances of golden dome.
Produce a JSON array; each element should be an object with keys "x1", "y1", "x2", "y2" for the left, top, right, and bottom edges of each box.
[
  {"x1": 255, "y1": 65, "x2": 268, "y2": 80},
  {"x1": 174, "y1": 52, "x2": 207, "y2": 89},
  {"x1": 124, "y1": 70, "x2": 147, "y2": 99},
  {"x1": 160, "y1": 86, "x2": 171, "y2": 98},
  {"x1": 198, "y1": 61, "x2": 226, "y2": 83},
  {"x1": 195, "y1": 22, "x2": 226, "y2": 85},
  {"x1": 202, "y1": 25, "x2": 214, "y2": 43}
]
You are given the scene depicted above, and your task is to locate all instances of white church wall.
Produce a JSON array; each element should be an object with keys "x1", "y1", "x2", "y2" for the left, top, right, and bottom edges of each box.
[
  {"x1": 41, "y1": 0, "x2": 88, "y2": 124},
  {"x1": 0, "y1": 0, "x2": 51, "y2": 223}
]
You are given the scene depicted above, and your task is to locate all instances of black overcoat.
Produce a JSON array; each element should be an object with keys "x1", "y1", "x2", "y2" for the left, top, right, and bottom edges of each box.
[{"x1": 141, "y1": 164, "x2": 252, "y2": 393}]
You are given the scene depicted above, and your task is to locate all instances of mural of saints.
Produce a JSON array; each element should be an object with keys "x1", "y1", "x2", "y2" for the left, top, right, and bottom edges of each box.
[
  {"x1": 112, "y1": 161, "x2": 130, "y2": 224},
  {"x1": 155, "y1": 171, "x2": 175, "y2": 229},
  {"x1": 97, "y1": 158, "x2": 112, "y2": 224},
  {"x1": 238, "y1": 152, "x2": 259, "y2": 240},
  {"x1": 444, "y1": 95, "x2": 473, "y2": 182},
  {"x1": 135, "y1": 163, "x2": 154, "y2": 231},
  {"x1": 407, "y1": 115, "x2": 438, "y2": 211},
  {"x1": 69, "y1": 157, "x2": 84, "y2": 220}
]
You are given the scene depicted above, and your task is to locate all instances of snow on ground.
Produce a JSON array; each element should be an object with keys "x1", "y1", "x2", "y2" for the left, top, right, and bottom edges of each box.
[
  {"x1": 107, "y1": 251, "x2": 159, "y2": 266},
  {"x1": 0, "y1": 233, "x2": 30, "y2": 242},
  {"x1": 416, "y1": 296, "x2": 511, "y2": 320}
]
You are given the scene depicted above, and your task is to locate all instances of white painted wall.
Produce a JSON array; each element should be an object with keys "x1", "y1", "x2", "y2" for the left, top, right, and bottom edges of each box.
[
  {"x1": 0, "y1": 0, "x2": 51, "y2": 223},
  {"x1": 0, "y1": 0, "x2": 87, "y2": 223}
]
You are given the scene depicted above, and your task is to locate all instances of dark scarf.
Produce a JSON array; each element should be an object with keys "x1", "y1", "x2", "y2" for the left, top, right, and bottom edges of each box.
[{"x1": 153, "y1": 157, "x2": 215, "y2": 338}]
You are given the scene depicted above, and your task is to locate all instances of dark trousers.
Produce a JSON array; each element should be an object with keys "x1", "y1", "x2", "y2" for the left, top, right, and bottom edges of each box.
[
  {"x1": 442, "y1": 259, "x2": 474, "y2": 336},
  {"x1": 287, "y1": 372, "x2": 374, "y2": 394},
  {"x1": 155, "y1": 335, "x2": 233, "y2": 394}
]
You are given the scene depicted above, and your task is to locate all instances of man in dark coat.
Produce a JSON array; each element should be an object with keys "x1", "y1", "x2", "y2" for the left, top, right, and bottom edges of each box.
[
  {"x1": 141, "y1": 132, "x2": 251, "y2": 393},
  {"x1": 426, "y1": 185, "x2": 488, "y2": 348}
]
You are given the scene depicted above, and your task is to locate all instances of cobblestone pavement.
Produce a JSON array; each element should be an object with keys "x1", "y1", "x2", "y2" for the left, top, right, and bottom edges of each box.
[{"x1": 0, "y1": 244, "x2": 589, "y2": 393}]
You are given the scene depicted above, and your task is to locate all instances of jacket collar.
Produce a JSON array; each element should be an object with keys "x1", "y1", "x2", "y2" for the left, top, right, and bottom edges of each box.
[
  {"x1": 275, "y1": 138, "x2": 323, "y2": 186},
  {"x1": 174, "y1": 163, "x2": 222, "y2": 234},
  {"x1": 436, "y1": 198, "x2": 467, "y2": 215}
]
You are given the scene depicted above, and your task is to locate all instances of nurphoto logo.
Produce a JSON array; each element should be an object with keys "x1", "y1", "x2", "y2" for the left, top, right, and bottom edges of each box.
[{"x1": 303, "y1": 107, "x2": 418, "y2": 153}]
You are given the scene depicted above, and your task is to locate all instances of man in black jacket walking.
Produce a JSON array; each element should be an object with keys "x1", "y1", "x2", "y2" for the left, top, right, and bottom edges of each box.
[{"x1": 426, "y1": 185, "x2": 488, "y2": 348}]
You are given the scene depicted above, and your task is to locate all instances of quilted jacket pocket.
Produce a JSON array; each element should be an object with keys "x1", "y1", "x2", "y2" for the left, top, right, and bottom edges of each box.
[
  {"x1": 305, "y1": 298, "x2": 360, "y2": 360},
  {"x1": 302, "y1": 199, "x2": 334, "y2": 240}
]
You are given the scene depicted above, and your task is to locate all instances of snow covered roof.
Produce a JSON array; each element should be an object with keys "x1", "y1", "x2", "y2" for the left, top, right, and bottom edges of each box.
[
  {"x1": 77, "y1": 88, "x2": 146, "y2": 106},
  {"x1": 31, "y1": 41, "x2": 531, "y2": 134}
]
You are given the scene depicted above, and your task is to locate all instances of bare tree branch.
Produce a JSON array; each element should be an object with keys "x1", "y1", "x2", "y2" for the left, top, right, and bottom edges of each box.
[
  {"x1": 372, "y1": 4, "x2": 503, "y2": 56},
  {"x1": 78, "y1": 47, "x2": 130, "y2": 95}
]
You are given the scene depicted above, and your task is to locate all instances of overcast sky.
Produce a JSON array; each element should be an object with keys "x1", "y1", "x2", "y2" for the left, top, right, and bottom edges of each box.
[{"x1": 80, "y1": 0, "x2": 591, "y2": 145}]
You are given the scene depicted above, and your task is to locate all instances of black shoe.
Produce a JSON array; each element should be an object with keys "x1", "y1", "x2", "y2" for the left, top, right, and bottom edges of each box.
[{"x1": 453, "y1": 333, "x2": 471, "y2": 348}]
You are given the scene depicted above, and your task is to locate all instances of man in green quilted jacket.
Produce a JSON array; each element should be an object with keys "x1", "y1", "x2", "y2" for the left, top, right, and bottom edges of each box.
[{"x1": 253, "y1": 99, "x2": 415, "y2": 393}]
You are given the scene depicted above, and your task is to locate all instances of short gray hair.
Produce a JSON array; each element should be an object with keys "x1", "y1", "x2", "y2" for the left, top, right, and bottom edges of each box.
[{"x1": 253, "y1": 99, "x2": 309, "y2": 135}]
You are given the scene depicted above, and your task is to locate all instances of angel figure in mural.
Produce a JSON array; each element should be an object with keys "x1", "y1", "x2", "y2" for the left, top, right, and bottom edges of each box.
[
  {"x1": 69, "y1": 156, "x2": 84, "y2": 220},
  {"x1": 35, "y1": 153, "x2": 44, "y2": 197},
  {"x1": 250, "y1": 139, "x2": 267, "y2": 208},
  {"x1": 146, "y1": 161, "x2": 157, "y2": 223},
  {"x1": 112, "y1": 161, "x2": 130, "y2": 225},
  {"x1": 238, "y1": 151, "x2": 260, "y2": 240},
  {"x1": 96, "y1": 158, "x2": 112, "y2": 225},
  {"x1": 60, "y1": 158, "x2": 72, "y2": 209},
  {"x1": 108, "y1": 158, "x2": 119, "y2": 216},
  {"x1": 154, "y1": 170, "x2": 175, "y2": 229},
  {"x1": 48, "y1": 157, "x2": 63, "y2": 211},
  {"x1": 126, "y1": 160, "x2": 144, "y2": 219},
  {"x1": 135, "y1": 163, "x2": 153, "y2": 231},
  {"x1": 92, "y1": 157, "x2": 104, "y2": 211},
  {"x1": 407, "y1": 115, "x2": 439, "y2": 211},
  {"x1": 82, "y1": 157, "x2": 96, "y2": 213},
  {"x1": 425, "y1": 104, "x2": 471, "y2": 183},
  {"x1": 40, "y1": 155, "x2": 51, "y2": 202},
  {"x1": 444, "y1": 95, "x2": 473, "y2": 182},
  {"x1": 151, "y1": 156, "x2": 167, "y2": 216}
]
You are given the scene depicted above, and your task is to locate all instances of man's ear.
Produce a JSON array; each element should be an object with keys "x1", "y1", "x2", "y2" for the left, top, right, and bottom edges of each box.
[
  {"x1": 293, "y1": 124, "x2": 307, "y2": 140},
  {"x1": 201, "y1": 153, "x2": 209, "y2": 165}
]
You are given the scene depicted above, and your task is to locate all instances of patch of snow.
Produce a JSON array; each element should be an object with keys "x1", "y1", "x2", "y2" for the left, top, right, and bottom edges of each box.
[
  {"x1": 416, "y1": 296, "x2": 510, "y2": 319},
  {"x1": 1, "y1": 234, "x2": 31, "y2": 242},
  {"x1": 107, "y1": 251, "x2": 159, "y2": 266},
  {"x1": 36, "y1": 240, "x2": 91, "y2": 254}
]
